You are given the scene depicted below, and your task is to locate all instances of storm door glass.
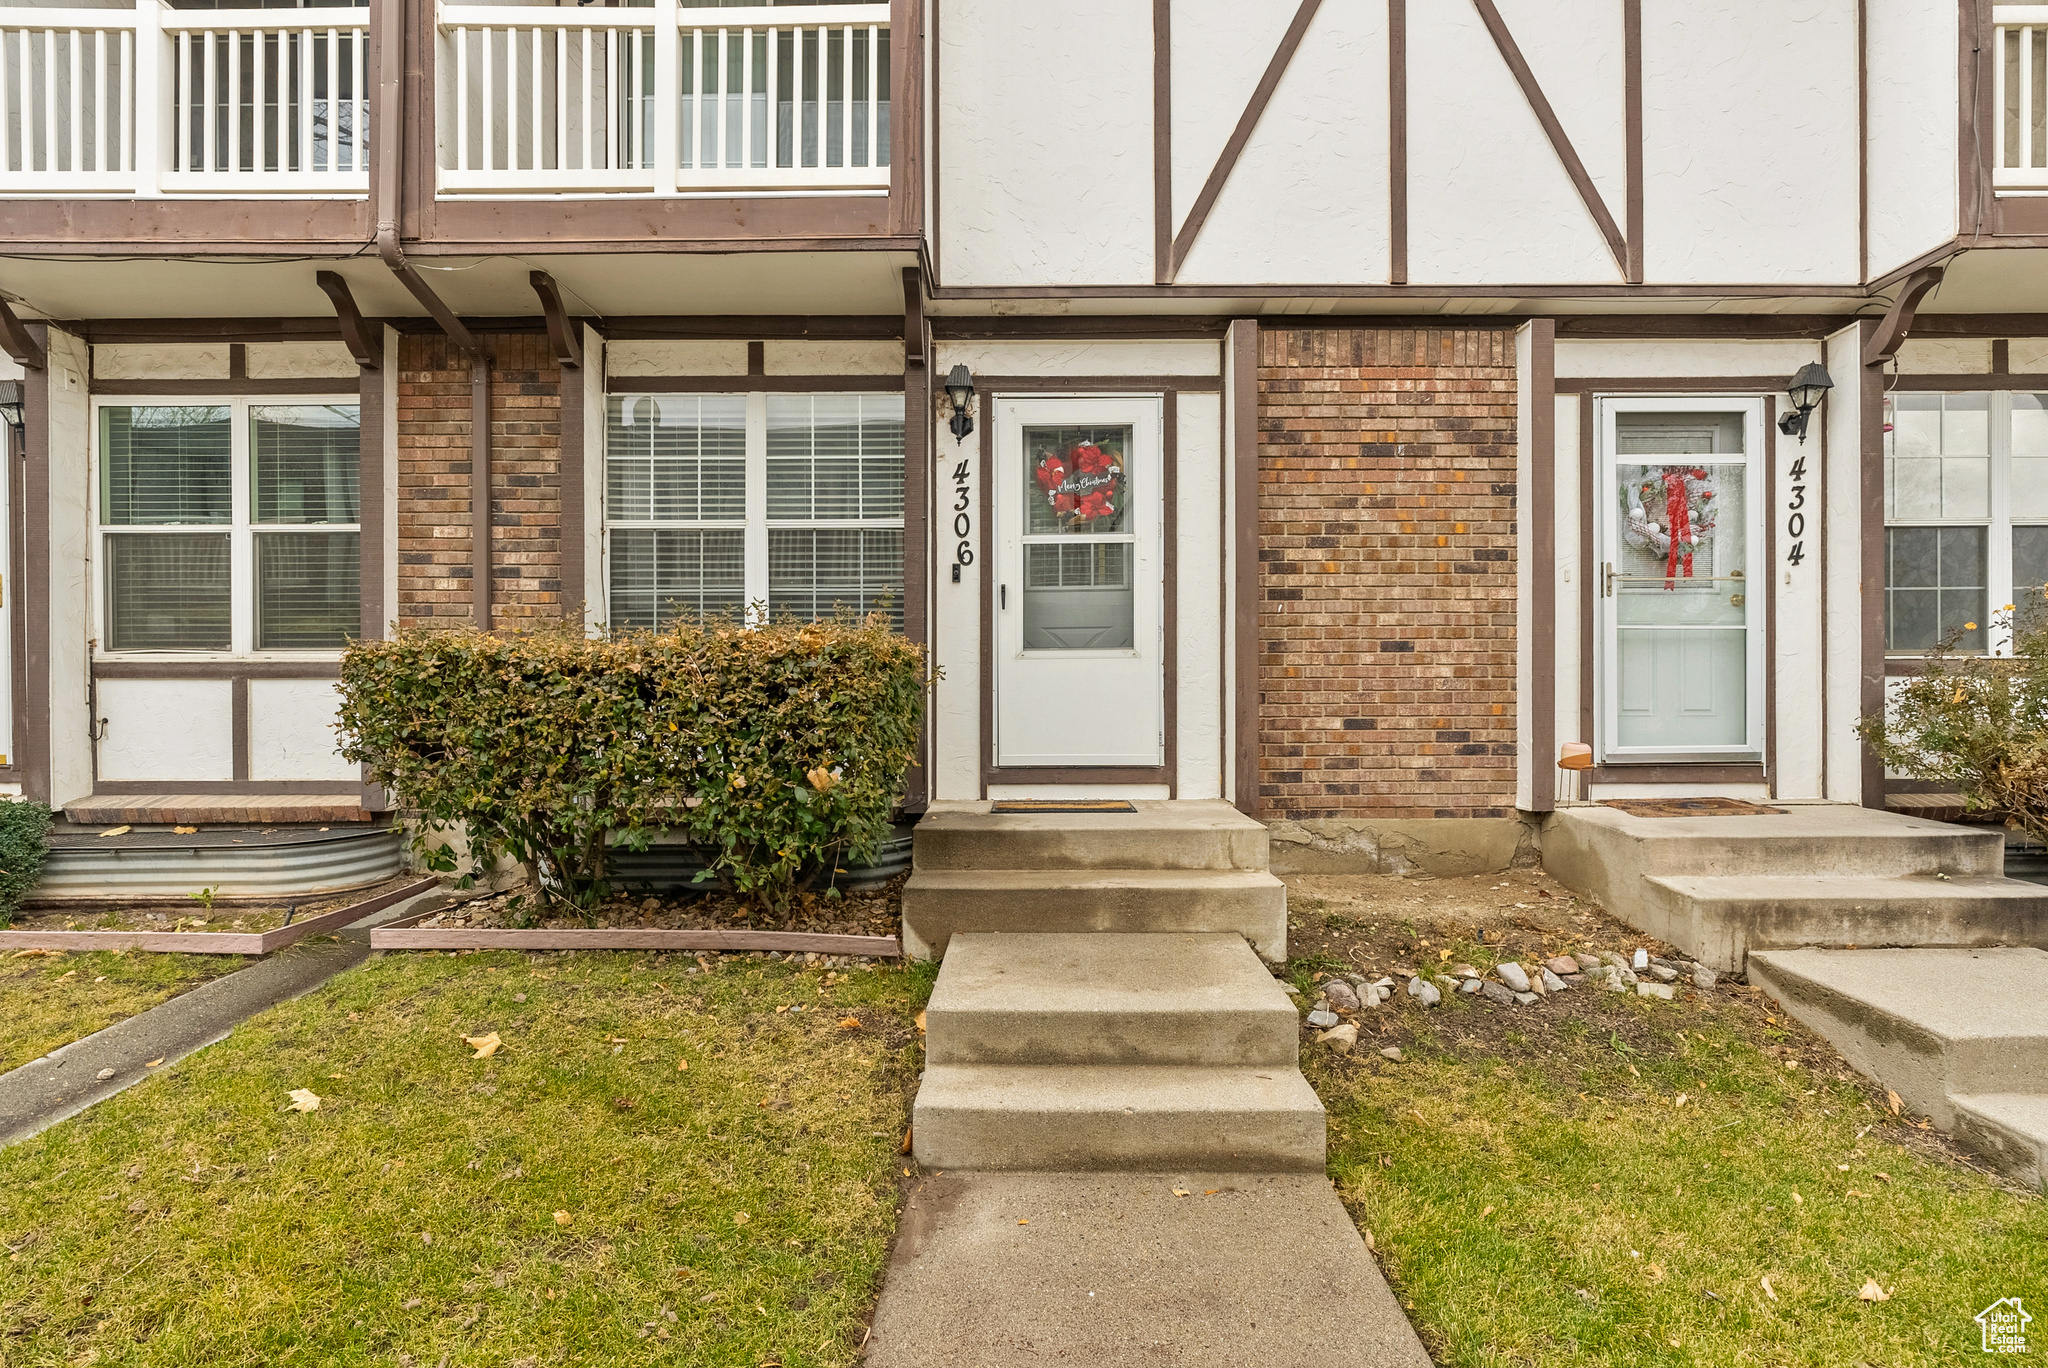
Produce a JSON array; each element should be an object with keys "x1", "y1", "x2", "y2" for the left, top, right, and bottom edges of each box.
[
  {"x1": 1612, "y1": 411, "x2": 1751, "y2": 751},
  {"x1": 1020, "y1": 425, "x2": 1133, "y2": 650}
]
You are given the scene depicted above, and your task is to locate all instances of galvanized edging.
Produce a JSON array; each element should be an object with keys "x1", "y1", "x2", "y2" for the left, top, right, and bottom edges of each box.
[
  {"x1": 0, "y1": 878, "x2": 440, "y2": 955},
  {"x1": 368, "y1": 925, "x2": 902, "y2": 957}
]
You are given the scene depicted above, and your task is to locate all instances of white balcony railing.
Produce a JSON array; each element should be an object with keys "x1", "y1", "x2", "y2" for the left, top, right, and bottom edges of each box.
[
  {"x1": 1997, "y1": 7, "x2": 2048, "y2": 189},
  {"x1": 437, "y1": 1, "x2": 890, "y2": 195},
  {"x1": 0, "y1": 1, "x2": 369, "y2": 195}
]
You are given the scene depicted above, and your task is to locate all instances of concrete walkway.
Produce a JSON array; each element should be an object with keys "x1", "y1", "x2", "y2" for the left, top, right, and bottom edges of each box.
[{"x1": 866, "y1": 1170, "x2": 1432, "y2": 1367}]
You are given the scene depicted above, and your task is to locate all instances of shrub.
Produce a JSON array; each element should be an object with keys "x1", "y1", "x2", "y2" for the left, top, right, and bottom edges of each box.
[
  {"x1": 0, "y1": 799, "x2": 52, "y2": 928},
  {"x1": 336, "y1": 614, "x2": 927, "y2": 917},
  {"x1": 1857, "y1": 603, "x2": 2048, "y2": 845}
]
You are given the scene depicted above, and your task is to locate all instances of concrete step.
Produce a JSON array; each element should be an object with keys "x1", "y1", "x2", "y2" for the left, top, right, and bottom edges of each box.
[
  {"x1": 912, "y1": 800, "x2": 1269, "y2": 873},
  {"x1": 901, "y1": 868, "x2": 1287, "y2": 962},
  {"x1": 1640, "y1": 873, "x2": 2048, "y2": 972},
  {"x1": 925, "y1": 933, "x2": 1297, "y2": 1068},
  {"x1": 1952, "y1": 1094, "x2": 2048, "y2": 1192},
  {"x1": 912, "y1": 1064, "x2": 1326, "y2": 1173},
  {"x1": 1747, "y1": 947, "x2": 2048, "y2": 1127}
]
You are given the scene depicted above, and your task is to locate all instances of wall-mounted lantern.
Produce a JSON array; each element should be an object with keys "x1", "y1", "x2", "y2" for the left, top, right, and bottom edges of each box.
[
  {"x1": 944, "y1": 364, "x2": 976, "y2": 444},
  {"x1": 1776, "y1": 361, "x2": 1834, "y2": 444}
]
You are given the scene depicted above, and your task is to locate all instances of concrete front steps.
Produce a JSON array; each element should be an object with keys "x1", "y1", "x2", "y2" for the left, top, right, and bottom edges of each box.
[
  {"x1": 913, "y1": 932, "x2": 1324, "y2": 1172},
  {"x1": 1544, "y1": 802, "x2": 2048, "y2": 972},
  {"x1": 901, "y1": 801, "x2": 1287, "y2": 962},
  {"x1": 1748, "y1": 947, "x2": 2048, "y2": 1189}
]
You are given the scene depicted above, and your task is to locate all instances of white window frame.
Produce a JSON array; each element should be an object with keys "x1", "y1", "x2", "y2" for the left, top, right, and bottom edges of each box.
[
  {"x1": 1594, "y1": 394, "x2": 1769, "y2": 764},
  {"x1": 90, "y1": 393, "x2": 362, "y2": 661},
  {"x1": 601, "y1": 388, "x2": 905, "y2": 627},
  {"x1": 1882, "y1": 388, "x2": 2048, "y2": 658}
]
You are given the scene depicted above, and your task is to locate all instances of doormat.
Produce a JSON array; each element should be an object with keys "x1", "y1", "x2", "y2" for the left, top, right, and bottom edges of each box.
[
  {"x1": 1600, "y1": 797, "x2": 1786, "y2": 818},
  {"x1": 989, "y1": 800, "x2": 1137, "y2": 814}
]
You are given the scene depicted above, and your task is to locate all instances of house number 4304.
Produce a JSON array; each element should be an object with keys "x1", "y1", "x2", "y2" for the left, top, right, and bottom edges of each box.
[{"x1": 1784, "y1": 453, "x2": 1808, "y2": 566}]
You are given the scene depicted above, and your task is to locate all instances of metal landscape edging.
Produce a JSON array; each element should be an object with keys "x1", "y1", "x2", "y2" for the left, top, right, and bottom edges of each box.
[
  {"x1": 0, "y1": 878, "x2": 439, "y2": 955},
  {"x1": 368, "y1": 916, "x2": 903, "y2": 958}
]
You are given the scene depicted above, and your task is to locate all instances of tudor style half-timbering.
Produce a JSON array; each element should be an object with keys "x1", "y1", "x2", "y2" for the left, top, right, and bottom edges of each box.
[{"x1": 0, "y1": 0, "x2": 2040, "y2": 882}]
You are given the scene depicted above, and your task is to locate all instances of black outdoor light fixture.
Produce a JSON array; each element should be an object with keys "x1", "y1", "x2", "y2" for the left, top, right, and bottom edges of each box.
[
  {"x1": 1777, "y1": 361, "x2": 1834, "y2": 444},
  {"x1": 944, "y1": 364, "x2": 976, "y2": 443}
]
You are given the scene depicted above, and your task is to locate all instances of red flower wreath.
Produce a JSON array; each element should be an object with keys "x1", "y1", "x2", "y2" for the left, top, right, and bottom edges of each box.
[{"x1": 1035, "y1": 443, "x2": 1122, "y2": 525}]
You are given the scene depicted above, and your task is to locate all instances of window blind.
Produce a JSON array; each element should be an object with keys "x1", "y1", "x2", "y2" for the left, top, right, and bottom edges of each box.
[
  {"x1": 608, "y1": 528, "x2": 746, "y2": 630},
  {"x1": 256, "y1": 531, "x2": 360, "y2": 649},
  {"x1": 105, "y1": 533, "x2": 231, "y2": 651},
  {"x1": 768, "y1": 528, "x2": 902, "y2": 627},
  {"x1": 606, "y1": 395, "x2": 746, "y2": 523},
  {"x1": 100, "y1": 406, "x2": 232, "y2": 526},
  {"x1": 766, "y1": 393, "x2": 903, "y2": 520},
  {"x1": 253, "y1": 404, "x2": 361, "y2": 524}
]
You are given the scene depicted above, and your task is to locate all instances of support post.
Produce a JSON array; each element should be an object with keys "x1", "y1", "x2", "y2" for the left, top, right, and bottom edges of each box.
[
  {"x1": 316, "y1": 271, "x2": 379, "y2": 369},
  {"x1": 530, "y1": 271, "x2": 583, "y2": 370},
  {"x1": 0, "y1": 300, "x2": 47, "y2": 371}
]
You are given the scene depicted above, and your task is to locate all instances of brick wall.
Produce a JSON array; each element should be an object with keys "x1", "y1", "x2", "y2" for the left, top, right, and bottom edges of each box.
[
  {"x1": 397, "y1": 332, "x2": 564, "y2": 630},
  {"x1": 1257, "y1": 327, "x2": 1519, "y2": 819}
]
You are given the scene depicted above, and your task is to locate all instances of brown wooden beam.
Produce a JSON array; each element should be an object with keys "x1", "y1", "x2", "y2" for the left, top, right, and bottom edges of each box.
[
  {"x1": 1861, "y1": 263, "x2": 1947, "y2": 367},
  {"x1": 315, "y1": 272, "x2": 379, "y2": 369},
  {"x1": 472, "y1": 354, "x2": 492, "y2": 630},
  {"x1": 0, "y1": 299, "x2": 46, "y2": 371},
  {"x1": 529, "y1": 271, "x2": 583, "y2": 370}
]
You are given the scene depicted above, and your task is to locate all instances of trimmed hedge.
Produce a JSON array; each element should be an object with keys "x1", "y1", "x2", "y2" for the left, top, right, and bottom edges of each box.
[
  {"x1": 0, "y1": 799, "x2": 52, "y2": 928},
  {"x1": 337, "y1": 616, "x2": 927, "y2": 916},
  {"x1": 1858, "y1": 603, "x2": 2048, "y2": 844}
]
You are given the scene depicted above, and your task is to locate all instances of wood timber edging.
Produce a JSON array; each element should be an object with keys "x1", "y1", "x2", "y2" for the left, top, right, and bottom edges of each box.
[
  {"x1": 368, "y1": 923, "x2": 903, "y2": 956},
  {"x1": 0, "y1": 877, "x2": 436, "y2": 955}
]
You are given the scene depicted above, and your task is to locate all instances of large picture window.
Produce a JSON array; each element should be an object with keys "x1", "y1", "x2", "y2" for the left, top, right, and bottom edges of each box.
[
  {"x1": 605, "y1": 391, "x2": 903, "y2": 630},
  {"x1": 1884, "y1": 391, "x2": 2048, "y2": 653},
  {"x1": 97, "y1": 400, "x2": 361, "y2": 655}
]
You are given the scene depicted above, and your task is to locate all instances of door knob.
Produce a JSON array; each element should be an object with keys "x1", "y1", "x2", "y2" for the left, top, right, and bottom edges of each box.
[{"x1": 1729, "y1": 593, "x2": 1746, "y2": 608}]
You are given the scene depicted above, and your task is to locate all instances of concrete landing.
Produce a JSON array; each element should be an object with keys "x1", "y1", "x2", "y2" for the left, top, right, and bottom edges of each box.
[
  {"x1": 1749, "y1": 947, "x2": 2048, "y2": 1188},
  {"x1": 864, "y1": 1170, "x2": 1433, "y2": 1368}
]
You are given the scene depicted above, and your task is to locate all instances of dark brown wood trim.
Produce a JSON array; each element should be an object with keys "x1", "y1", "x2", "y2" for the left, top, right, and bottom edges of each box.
[
  {"x1": 471, "y1": 355, "x2": 491, "y2": 628},
  {"x1": 1858, "y1": 317, "x2": 1886, "y2": 808},
  {"x1": 888, "y1": 0, "x2": 926, "y2": 239},
  {"x1": 902, "y1": 267, "x2": 931, "y2": 811},
  {"x1": 90, "y1": 378, "x2": 359, "y2": 397},
  {"x1": 1587, "y1": 763, "x2": 1766, "y2": 785},
  {"x1": 1555, "y1": 376, "x2": 1789, "y2": 394},
  {"x1": 21, "y1": 325, "x2": 50, "y2": 804},
  {"x1": 387, "y1": 260, "x2": 484, "y2": 359},
  {"x1": 92, "y1": 662, "x2": 343, "y2": 680},
  {"x1": 1153, "y1": 0, "x2": 1173, "y2": 286},
  {"x1": 1861, "y1": 263, "x2": 1948, "y2": 365},
  {"x1": 1875, "y1": 373, "x2": 2048, "y2": 390},
  {"x1": 70, "y1": 319, "x2": 353, "y2": 344},
  {"x1": 1623, "y1": 0, "x2": 1643, "y2": 284},
  {"x1": 1163, "y1": 391, "x2": 1180, "y2": 798},
  {"x1": 982, "y1": 766, "x2": 1174, "y2": 786},
  {"x1": 0, "y1": 299, "x2": 47, "y2": 371},
  {"x1": 1229, "y1": 319, "x2": 1259, "y2": 816},
  {"x1": 747, "y1": 342, "x2": 766, "y2": 377},
  {"x1": 6, "y1": 407, "x2": 26, "y2": 779},
  {"x1": 1470, "y1": 0, "x2": 1628, "y2": 278},
  {"x1": 226, "y1": 346, "x2": 247, "y2": 382},
  {"x1": 1554, "y1": 315, "x2": 1853, "y2": 339},
  {"x1": 231, "y1": 677, "x2": 251, "y2": 783},
  {"x1": 1577, "y1": 391, "x2": 1595, "y2": 780},
  {"x1": 607, "y1": 376, "x2": 907, "y2": 395},
  {"x1": 1856, "y1": 0, "x2": 1868, "y2": 285},
  {"x1": 1168, "y1": 0, "x2": 1324, "y2": 281},
  {"x1": 1963, "y1": 0, "x2": 1991, "y2": 238},
  {"x1": 0, "y1": 201, "x2": 373, "y2": 256},
  {"x1": 88, "y1": 779, "x2": 369, "y2": 796},
  {"x1": 930, "y1": 317, "x2": 1232, "y2": 341},
  {"x1": 1388, "y1": 0, "x2": 1407, "y2": 285},
  {"x1": 974, "y1": 376, "x2": 1223, "y2": 393},
  {"x1": 1992, "y1": 338, "x2": 2011, "y2": 373},
  {"x1": 317, "y1": 273, "x2": 379, "y2": 370},
  {"x1": 413, "y1": 205, "x2": 910, "y2": 254},
  {"x1": 529, "y1": 272, "x2": 583, "y2": 371},
  {"x1": 359, "y1": 358, "x2": 385, "y2": 643},
  {"x1": 1527, "y1": 318, "x2": 1556, "y2": 812},
  {"x1": 927, "y1": 282, "x2": 1869, "y2": 301},
  {"x1": 1217, "y1": 349, "x2": 1229, "y2": 793},
  {"x1": 559, "y1": 326, "x2": 586, "y2": 628},
  {"x1": 606, "y1": 317, "x2": 904, "y2": 341},
  {"x1": 929, "y1": 0, "x2": 943, "y2": 286},
  {"x1": 1763, "y1": 394, "x2": 1778, "y2": 798}
]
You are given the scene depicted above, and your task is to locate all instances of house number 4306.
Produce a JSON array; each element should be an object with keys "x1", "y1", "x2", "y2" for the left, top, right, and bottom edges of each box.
[{"x1": 1784, "y1": 454, "x2": 1808, "y2": 566}]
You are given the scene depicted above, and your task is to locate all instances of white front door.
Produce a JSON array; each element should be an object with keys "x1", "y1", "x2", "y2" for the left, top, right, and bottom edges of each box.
[
  {"x1": 1597, "y1": 397, "x2": 1767, "y2": 763},
  {"x1": 993, "y1": 395, "x2": 1164, "y2": 768}
]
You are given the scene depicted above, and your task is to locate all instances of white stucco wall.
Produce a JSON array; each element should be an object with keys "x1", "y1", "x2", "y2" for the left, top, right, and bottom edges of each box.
[
  {"x1": 1175, "y1": 391, "x2": 1225, "y2": 800},
  {"x1": 1894, "y1": 338, "x2": 1991, "y2": 374},
  {"x1": 1773, "y1": 350, "x2": 1828, "y2": 799},
  {"x1": 1822, "y1": 324, "x2": 1867, "y2": 801},
  {"x1": 1555, "y1": 338, "x2": 1820, "y2": 379},
  {"x1": 246, "y1": 342, "x2": 358, "y2": 380},
  {"x1": 92, "y1": 343, "x2": 229, "y2": 381},
  {"x1": 46, "y1": 329, "x2": 92, "y2": 808},
  {"x1": 937, "y1": 0, "x2": 1152, "y2": 288},
  {"x1": 606, "y1": 342, "x2": 748, "y2": 377},
  {"x1": 764, "y1": 341, "x2": 903, "y2": 375},
  {"x1": 249, "y1": 680, "x2": 357, "y2": 782},
  {"x1": 96, "y1": 681, "x2": 235, "y2": 783},
  {"x1": 1865, "y1": 0, "x2": 1959, "y2": 279}
]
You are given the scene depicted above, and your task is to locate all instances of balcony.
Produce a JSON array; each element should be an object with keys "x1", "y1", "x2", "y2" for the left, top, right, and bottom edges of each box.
[
  {"x1": 436, "y1": 1, "x2": 890, "y2": 196},
  {"x1": 1997, "y1": 6, "x2": 2048, "y2": 190},
  {"x1": 0, "y1": 1, "x2": 368, "y2": 195}
]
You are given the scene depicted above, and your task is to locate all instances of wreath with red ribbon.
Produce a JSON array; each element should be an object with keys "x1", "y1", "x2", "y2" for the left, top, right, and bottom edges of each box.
[{"x1": 1034, "y1": 442, "x2": 1123, "y2": 526}]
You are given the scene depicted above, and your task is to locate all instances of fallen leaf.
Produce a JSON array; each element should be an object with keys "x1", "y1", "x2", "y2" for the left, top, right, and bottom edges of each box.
[
  {"x1": 1481, "y1": 1205, "x2": 1495, "y2": 1217},
  {"x1": 464, "y1": 1032, "x2": 503, "y2": 1059},
  {"x1": 899, "y1": 1125, "x2": 913, "y2": 1155},
  {"x1": 1761, "y1": 1276, "x2": 1777, "y2": 1301},
  {"x1": 914, "y1": 1010, "x2": 927, "y2": 1035},
  {"x1": 1858, "y1": 1279, "x2": 1890, "y2": 1303},
  {"x1": 98, "y1": 825, "x2": 132, "y2": 838},
  {"x1": 1885, "y1": 1090, "x2": 1902, "y2": 1116},
  {"x1": 144, "y1": 1058, "x2": 164, "y2": 1068},
  {"x1": 1675, "y1": 1094, "x2": 1689, "y2": 1107},
  {"x1": 173, "y1": 826, "x2": 198, "y2": 835},
  {"x1": 1171, "y1": 1187, "x2": 1190, "y2": 1197},
  {"x1": 1791, "y1": 1191, "x2": 1803, "y2": 1205},
  {"x1": 837, "y1": 1016, "x2": 862, "y2": 1030},
  {"x1": 1363, "y1": 1229, "x2": 1375, "y2": 1251},
  {"x1": 285, "y1": 1089, "x2": 321, "y2": 1113},
  {"x1": 677, "y1": 1059, "x2": 690, "y2": 1072},
  {"x1": 733, "y1": 1212, "x2": 750, "y2": 1225},
  {"x1": 1873, "y1": 1171, "x2": 1891, "y2": 1183},
  {"x1": 1017, "y1": 1219, "x2": 1029, "y2": 1226},
  {"x1": 1203, "y1": 1189, "x2": 1220, "y2": 1196},
  {"x1": 553, "y1": 1210, "x2": 572, "y2": 1225}
]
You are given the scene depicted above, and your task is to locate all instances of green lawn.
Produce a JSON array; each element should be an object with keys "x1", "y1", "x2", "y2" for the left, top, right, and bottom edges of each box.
[
  {"x1": 1314, "y1": 987, "x2": 2048, "y2": 1367},
  {"x1": 0, "y1": 949, "x2": 247, "y2": 1072},
  {"x1": 0, "y1": 949, "x2": 933, "y2": 1367}
]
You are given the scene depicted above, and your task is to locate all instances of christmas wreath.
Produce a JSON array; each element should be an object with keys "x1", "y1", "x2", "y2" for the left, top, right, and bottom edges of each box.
[
  {"x1": 1034, "y1": 441, "x2": 1123, "y2": 526},
  {"x1": 1621, "y1": 466, "x2": 1719, "y2": 582}
]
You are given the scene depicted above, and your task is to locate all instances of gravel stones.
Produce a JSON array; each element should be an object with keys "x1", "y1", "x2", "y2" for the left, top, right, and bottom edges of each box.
[
  {"x1": 1632, "y1": 948, "x2": 1650, "y2": 971},
  {"x1": 1379, "y1": 1046, "x2": 1404, "y2": 1062},
  {"x1": 1316, "y1": 1023, "x2": 1359, "y2": 1052},
  {"x1": 1539, "y1": 967, "x2": 1569, "y2": 993},
  {"x1": 1451, "y1": 964, "x2": 1480, "y2": 979},
  {"x1": 1323, "y1": 979, "x2": 1361, "y2": 1011},
  {"x1": 1306, "y1": 1008, "x2": 1339, "y2": 1029},
  {"x1": 1407, "y1": 977, "x2": 1442, "y2": 1007},
  {"x1": 1496, "y1": 962, "x2": 1532, "y2": 994},
  {"x1": 1637, "y1": 982, "x2": 1676, "y2": 1001},
  {"x1": 1692, "y1": 964, "x2": 1719, "y2": 990},
  {"x1": 1458, "y1": 978, "x2": 1482, "y2": 995},
  {"x1": 1513, "y1": 992, "x2": 1540, "y2": 1006},
  {"x1": 1649, "y1": 964, "x2": 1680, "y2": 983},
  {"x1": 1544, "y1": 955, "x2": 1579, "y2": 977},
  {"x1": 1574, "y1": 953, "x2": 1601, "y2": 971},
  {"x1": 1479, "y1": 981, "x2": 1517, "y2": 1006}
]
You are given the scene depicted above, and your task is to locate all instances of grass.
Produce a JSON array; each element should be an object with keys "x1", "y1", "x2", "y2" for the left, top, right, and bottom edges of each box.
[
  {"x1": 0, "y1": 949, "x2": 247, "y2": 1072},
  {"x1": 0, "y1": 948, "x2": 934, "y2": 1367},
  {"x1": 1313, "y1": 987, "x2": 2048, "y2": 1367}
]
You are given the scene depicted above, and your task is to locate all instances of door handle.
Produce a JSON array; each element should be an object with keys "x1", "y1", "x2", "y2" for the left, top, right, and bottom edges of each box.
[
  {"x1": 1602, "y1": 562, "x2": 1614, "y2": 598},
  {"x1": 1000, "y1": 584, "x2": 1007, "y2": 610}
]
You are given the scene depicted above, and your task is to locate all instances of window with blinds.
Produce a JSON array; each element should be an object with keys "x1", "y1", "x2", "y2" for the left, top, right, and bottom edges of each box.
[
  {"x1": 605, "y1": 390, "x2": 904, "y2": 631},
  {"x1": 97, "y1": 399, "x2": 361, "y2": 655}
]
